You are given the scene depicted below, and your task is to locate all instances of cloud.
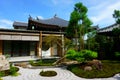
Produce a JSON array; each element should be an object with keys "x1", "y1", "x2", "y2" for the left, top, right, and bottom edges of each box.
[
  {"x1": 0, "y1": 19, "x2": 13, "y2": 29},
  {"x1": 89, "y1": 1, "x2": 120, "y2": 27},
  {"x1": 37, "y1": 16, "x2": 44, "y2": 19},
  {"x1": 51, "y1": 0, "x2": 73, "y2": 5}
]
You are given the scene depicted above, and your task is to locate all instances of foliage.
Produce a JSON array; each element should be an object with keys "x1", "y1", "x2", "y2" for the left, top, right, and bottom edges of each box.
[
  {"x1": 9, "y1": 64, "x2": 19, "y2": 76},
  {"x1": 113, "y1": 10, "x2": 120, "y2": 23},
  {"x1": 66, "y1": 49, "x2": 98, "y2": 62},
  {"x1": 80, "y1": 50, "x2": 98, "y2": 60},
  {"x1": 115, "y1": 52, "x2": 120, "y2": 57},
  {"x1": 112, "y1": 28, "x2": 120, "y2": 36},
  {"x1": 40, "y1": 70, "x2": 57, "y2": 77},
  {"x1": 0, "y1": 71, "x2": 5, "y2": 77},
  {"x1": 66, "y1": 2, "x2": 93, "y2": 50},
  {"x1": 4, "y1": 54, "x2": 11, "y2": 59},
  {"x1": 29, "y1": 59, "x2": 56, "y2": 66},
  {"x1": 65, "y1": 49, "x2": 77, "y2": 60},
  {"x1": 67, "y1": 60, "x2": 120, "y2": 78},
  {"x1": 43, "y1": 34, "x2": 72, "y2": 52},
  {"x1": 92, "y1": 10, "x2": 120, "y2": 60},
  {"x1": 0, "y1": 66, "x2": 19, "y2": 77},
  {"x1": 29, "y1": 60, "x2": 34, "y2": 64},
  {"x1": 94, "y1": 34, "x2": 115, "y2": 59},
  {"x1": 86, "y1": 30, "x2": 100, "y2": 51}
]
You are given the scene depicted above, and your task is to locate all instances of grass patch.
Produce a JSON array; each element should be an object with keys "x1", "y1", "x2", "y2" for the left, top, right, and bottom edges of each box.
[
  {"x1": 29, "y1": 59, "x2": 57, "y2": 66},
  {"x1": 0, "y1": 67, "x2": 19, "y2": 77},
  {"x1": 67, "y1": 60, "x2": 120, "y2": 78},
  {"x1": 40, "y1": 70, "x2": 57, "y2": 77}
]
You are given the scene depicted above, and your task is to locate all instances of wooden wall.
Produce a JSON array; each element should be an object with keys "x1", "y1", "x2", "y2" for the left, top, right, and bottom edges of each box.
[{"x1": 0, "y1": 40, "x2": 2, "y2": 55}]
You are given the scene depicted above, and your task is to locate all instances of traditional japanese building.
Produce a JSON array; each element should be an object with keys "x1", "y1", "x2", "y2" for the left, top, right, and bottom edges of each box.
[
  {"x1": 97, "y1": 23, "x2": 120, "y2": 59},
  {"x1": 98, "y1": 23, "x2": 120, "y2": 35},
  {"x1": 0, "y1": 15, "x2": 68, "y2": 60}
]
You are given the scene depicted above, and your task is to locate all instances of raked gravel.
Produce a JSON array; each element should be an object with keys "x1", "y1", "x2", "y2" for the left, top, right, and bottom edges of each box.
[{"x1": 2, "y1": 67, "x2": 120, "y2": 80}]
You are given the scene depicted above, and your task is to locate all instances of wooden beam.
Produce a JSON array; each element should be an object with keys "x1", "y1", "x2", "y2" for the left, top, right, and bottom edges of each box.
[{"x1": 42, "y1": 34, "x2": 62, "y2": 36}]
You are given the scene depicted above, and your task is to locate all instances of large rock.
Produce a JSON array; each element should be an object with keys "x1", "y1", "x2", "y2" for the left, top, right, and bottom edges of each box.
[
  {"x1": 0, "y1": 55, "x2": 10, "y2": 71},
  {"x1": 84, "y1": 66, "x2": 92, "y2": 71},
  {"x1": 14, "y1": 62, "x2": 32, "y2": 68},
  {"x1": 88, "y1": 59, "x2": 102, "y2": 70}
]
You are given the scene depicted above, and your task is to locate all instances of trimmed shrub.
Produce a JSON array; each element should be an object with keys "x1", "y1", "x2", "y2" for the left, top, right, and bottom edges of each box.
[
  {"x1": 66, "y1": 49, "x2": 98, "y2": 62},
  {"x1": 81, "y1": 50, "x2": 98, "y2": 60},
  {"x1": 66, "y1": 49, "x2": 77, "y2": 60}
]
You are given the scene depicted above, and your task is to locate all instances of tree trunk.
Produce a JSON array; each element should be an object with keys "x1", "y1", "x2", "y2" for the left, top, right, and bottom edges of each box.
[
  {"x1": 53, "y1": 56, "x2": 66, "y2": 65},
  {"x1": 75, "y1": 29, "x2": 78, "y2": 51}
]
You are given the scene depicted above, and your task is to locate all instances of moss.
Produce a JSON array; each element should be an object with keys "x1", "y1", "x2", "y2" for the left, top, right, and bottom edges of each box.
[
  {"x1": 40, "y1": 70, "x2": 57, "y2": 77},
  {"x1": 67, "y1": 60, "x2": 120, "y2": 78},
  {"x1": 0, "y1": 67, "x2": 19, "y2": 77}
]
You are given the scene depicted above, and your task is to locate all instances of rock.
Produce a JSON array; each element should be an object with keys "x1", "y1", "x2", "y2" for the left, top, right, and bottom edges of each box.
[
  {"x1": 0, "y1": 55, "x2": 10, "y2": 71},
  {"x1": 14, "y1": 62, "x2": 27, "y2": 68},
  {"x1": 27, "y1": 64, "x2": 32, "y2": 68},
  {"x1": 88, "y1": 59, "x2": 102, "y2": 70},
  {"x1": 84, "y1": 66, "x2": 92, "y2": 71},
  {"x1": 60, "y1": 61, "x2": 78, "y2": 65},
  {"x1": 14, "y1": 62, "x2": 32, "y2": 68}
]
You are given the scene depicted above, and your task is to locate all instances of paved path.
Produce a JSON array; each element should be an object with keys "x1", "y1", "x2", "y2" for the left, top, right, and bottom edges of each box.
[{"x1": 2, "y1": 67, "x2": 120, "y2": 80}]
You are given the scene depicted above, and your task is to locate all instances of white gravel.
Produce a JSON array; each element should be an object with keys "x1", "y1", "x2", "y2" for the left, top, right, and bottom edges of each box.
[{"x1": 2, "y1": 67, "x2": 120, "y2": 80}]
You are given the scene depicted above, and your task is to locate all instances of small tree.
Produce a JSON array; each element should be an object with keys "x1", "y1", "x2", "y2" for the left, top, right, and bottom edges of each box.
[{"x1": 66, "y1": 2, "x2": 92, "y2": 51}]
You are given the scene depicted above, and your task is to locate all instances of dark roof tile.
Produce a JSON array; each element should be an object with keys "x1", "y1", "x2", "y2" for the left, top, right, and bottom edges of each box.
[
  {"x1": 98, "y1": 23, "x2": 120, "y2": 33},
  {"x1": 13, "y1": 21, "x2": 28, "y2": 27},
  {"x1": 29, "y1": 16, "x2": 68, "y2": 27}
]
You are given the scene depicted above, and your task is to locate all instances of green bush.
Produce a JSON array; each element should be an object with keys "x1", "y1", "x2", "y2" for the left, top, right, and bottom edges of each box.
[
  {"x1": 10, "y1": 67, "x2": 19, "y2": 76},
  {"x1": 66, "y1": 49, "x2": 78, "y2": 60},
  {"x1": 81, "y1": 50, "x2": 98, "y2": 60},
  {"x1": 0, "y1": 67, "x2": 19, "y2": 77},
  {"x1": 29, "y1": 60, "x2": 34, "y2": 64},
  {"x1": 115, "y1": 52, "x2": 120, "y2": 57},
  {"x1": 0, "y1": 71, "x2": 5, "y2": 77},
  {"x1": 40, "y1": 70, "x2": 57, "y2": 77},
  {"x1": 66, "y1": 49, "x2": 98, "y2": 62}
]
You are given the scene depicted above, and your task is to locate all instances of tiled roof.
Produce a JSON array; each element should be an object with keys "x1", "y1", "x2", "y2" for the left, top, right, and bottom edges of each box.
[
  {"x1": 13, "y1": 21, "x2": 28, "y2": 27},
  {"x1": 98, "y1": 23, "x2": 120, "y2": 33},
  {"x1": 29, "y1": 16, "x2": 69, "y2": 27}
]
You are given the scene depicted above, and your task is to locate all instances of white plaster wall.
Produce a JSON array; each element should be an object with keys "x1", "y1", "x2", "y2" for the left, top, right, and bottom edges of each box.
[{"x1": 42, "y1": 48, "x2": 51, "y2": 57}]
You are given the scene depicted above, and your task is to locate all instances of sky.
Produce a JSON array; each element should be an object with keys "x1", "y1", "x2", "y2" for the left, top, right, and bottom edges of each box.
[{"x1": 0, "y1": 0, "x2": 120, "y2": 29}]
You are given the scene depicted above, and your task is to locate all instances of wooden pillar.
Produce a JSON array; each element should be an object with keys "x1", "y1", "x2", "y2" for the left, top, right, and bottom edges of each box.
[
  {"x1": 37, "y1": 31, "x2": 42, "y2": 58},
  {"x1": 40, "y1": 31, "x2": 42, "y2": 58},
  {"x1": 37, "y1": 42, "x2": 39, "y2": 57},
  {"x1": 50, "y1": 45, "x2": 53, "y2": 56},
  {"x1": 0, "y1": 40, "x2": 3, "y2": 55}
]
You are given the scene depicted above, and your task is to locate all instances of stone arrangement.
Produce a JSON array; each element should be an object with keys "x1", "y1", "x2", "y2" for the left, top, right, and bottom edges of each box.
[{"x1": 0, "y1": 55, "x2": 10, "y2": 71}]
